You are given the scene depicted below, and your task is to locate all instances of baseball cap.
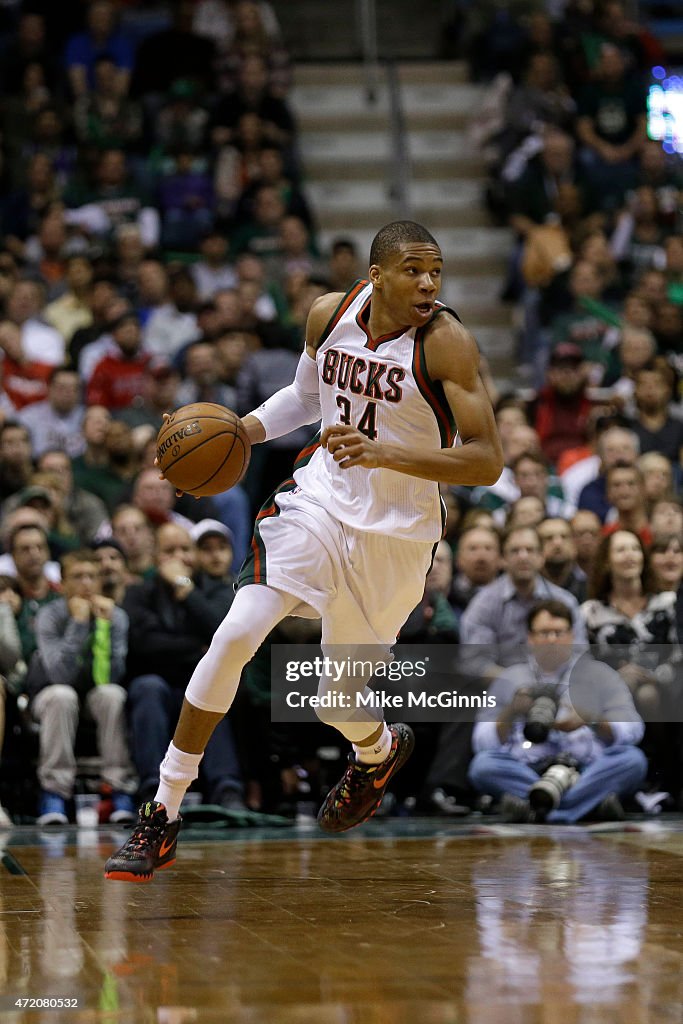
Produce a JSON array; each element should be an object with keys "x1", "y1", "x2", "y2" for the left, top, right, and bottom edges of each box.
[
  {"x1": 190, "y1": 519, "x2": 235, "y2": 547},
  {"x1": 91, "y1": 537, "x2": 127, "y2": 559},
  {"x1": 549, "y1": 342, "x2": 583, "y2": 366},
  {"x1": 17, "y1": 485, "x2": 53, "y2": 507}
]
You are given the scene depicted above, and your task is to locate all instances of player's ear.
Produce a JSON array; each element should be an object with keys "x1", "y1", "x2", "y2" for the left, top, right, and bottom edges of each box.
[{"x1": 369, "y1": 264, "x2": 382, "y2": 288}]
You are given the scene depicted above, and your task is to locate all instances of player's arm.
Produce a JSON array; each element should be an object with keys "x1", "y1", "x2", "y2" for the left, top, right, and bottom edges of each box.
[
  {"x1": 323, "y1": 315, "x2": 504, "y2": 486},
  {"x1": 240, "y1": 292, "x2": 343, "y2": 445}
]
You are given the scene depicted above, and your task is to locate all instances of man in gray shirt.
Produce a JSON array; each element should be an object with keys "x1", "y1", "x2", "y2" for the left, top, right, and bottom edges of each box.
[
  {"x1": 29, "y1": 550, "x2": 136, "y2": 825},
  {"x1": 460, "y1": 524, "x2": 587, "y2": 680}
]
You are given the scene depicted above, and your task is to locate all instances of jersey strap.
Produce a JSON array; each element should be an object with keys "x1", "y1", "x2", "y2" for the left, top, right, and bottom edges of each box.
[{"x1": 316, "y1": 279, "x2": 369, "y2": 347}]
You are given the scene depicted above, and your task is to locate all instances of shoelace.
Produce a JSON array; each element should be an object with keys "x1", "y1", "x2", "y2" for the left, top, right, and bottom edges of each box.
[
  {"x1": 125, "y1": 818, "x2": 165, "y2": 852},
  {"x1": 337, "y1": 761, "x2": 376, "y2": 805}
]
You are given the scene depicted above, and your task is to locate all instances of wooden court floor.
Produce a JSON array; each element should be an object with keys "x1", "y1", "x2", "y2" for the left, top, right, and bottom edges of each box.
[{"x1": 1, "y1": 818, "x2": 683, "y2": 1023}]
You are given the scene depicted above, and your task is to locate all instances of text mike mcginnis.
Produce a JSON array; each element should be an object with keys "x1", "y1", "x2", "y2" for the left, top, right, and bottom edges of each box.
[{"x1": 285, "y1": 690, "x2": 498, "y2": 709}]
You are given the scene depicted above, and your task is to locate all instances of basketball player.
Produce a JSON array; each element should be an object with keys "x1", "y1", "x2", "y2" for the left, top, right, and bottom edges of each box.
[{"x1": 105, "y1": 221, "x2": 504, "y2": 881}]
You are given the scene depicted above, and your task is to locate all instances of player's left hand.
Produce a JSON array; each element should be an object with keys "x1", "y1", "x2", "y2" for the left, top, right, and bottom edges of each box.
[{"x1": 321, "y1": 424, "x2": 382, "y2": 469}]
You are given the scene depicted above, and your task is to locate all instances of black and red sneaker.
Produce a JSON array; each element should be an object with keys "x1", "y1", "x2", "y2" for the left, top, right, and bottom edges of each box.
[
  {"x1": 104, "y1": 801, "x2": 181, "y2": 883},
  {"x1": 317, "y1": 723, "x2": 415, "y2": 833}
]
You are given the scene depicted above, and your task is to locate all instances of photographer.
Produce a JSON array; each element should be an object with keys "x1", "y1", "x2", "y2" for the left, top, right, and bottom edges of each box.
[{"x1": 468, "y1": 599, "x2": 647, "y2": 823}]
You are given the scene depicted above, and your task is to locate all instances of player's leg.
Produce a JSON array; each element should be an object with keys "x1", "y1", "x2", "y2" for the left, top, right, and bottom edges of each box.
[
  {"x1": 314, "y1": 532, "x2": 433, "y2": 832},
  {"x1": 104, "y1": 584, "x2": 298, "y2": 881}
]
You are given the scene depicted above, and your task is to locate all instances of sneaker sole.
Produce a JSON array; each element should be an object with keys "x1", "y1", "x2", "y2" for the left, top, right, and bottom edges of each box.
[{"x1": 104, "y1": 858, "x2": 176, "y2": 883}]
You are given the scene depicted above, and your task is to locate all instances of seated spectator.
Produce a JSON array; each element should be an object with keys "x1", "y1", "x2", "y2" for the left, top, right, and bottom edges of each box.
[
  {"x1": 116, "y1": 363, "x2": 181, "y2": 432},
  {"x1": 611, "y1": 186, "x2": 669, "y2": 285},
  {"x1": 190, "y1": 520, "x2": 235, "y2": 585},
  {"x1": 191, "y1": 229, "x2": 237, "y2": 300},
  {"x1": 86, "y1": 313, "x2": 151, "y2": 412},
  {"x1": 111, "y1": 505, "x2": 155, "y2": 581},
  {"x1": 451, "y1": 525, "x2": 502, "y2": 616},
  {"x1": 230, "y1": 184, "x2": 287, "y2": 266},
  {"x1": 37, "y1": 449, "x2": 109, "y2": 546},
  {"x1": 533, "y1": 342, "x2": 594, "y2": 465},
  {"x1": 236, "y1": 144, "x2": 313, "y2": 229},
  {"x1": 638, "y1": 451, "x2": 675, "y2": 515},
  {"x1": 9, "y1": 523, "x2": 60, "y2": 667},
  {"x1": 29, "y1": 550, "x2": 135, "y2": 825},
  {"x1": 142, "y1": 269, "x2": 200, "y2": 362},
  {"x1": 13, "y1": 476, "x2": 81, "y2": 560},
  {"x1": 538, "y1": 516, "x2": 587, "y2": 602},
  {"x1": 549, "y1": 260, "x2": 620, "y2": 385},
  {"x1": 576, "y1": 43, "x2": 647, "y2": 211},
  {"x1": 18, "y1": 367, "x2": 85, "y2": 459},
  {"x1": 210, "y1": 53, "x2": 295, "y2": 153},
  {"x1": 123, "y1": 523, "x2": 244, "y2": 807},
  {"x1": 73, "y1": 56, "x2": 143, "y2": 152},
  {"x1": 460, "y1": 525, "x2": 587, "y2": 684},
  {"x1": 65, "y1": 149, "x2": 159, "y2": 249},
  {"x1": 131, "y1": 469, "x2": 194, "y2": 531},
  {"x1": 511, "y1": 450, "x2": 573, "y2": 520},
  {"x1": 582, "y1": 530, "x2": 676, "y2": 707},
  {"x1": 504, "y1": 53, "x2": 576, "y2": 146},
  {"x1": 649, "y1": 533, "x2": 683, "y2": 595},
  {"x1": 400, "y1": 540, "x2": 459, "y2": 644},
  {"x1": 505, "y1": 495, "x2": 546, "y2": 531},
  {"x1": 72, "y1": 289, "x2": 129, "y2": 380},
  {"x1": 654, "y1": 301, "x2": 683, "y2": 356},
  {"x1": 1, "y1": 152, "x2": 60, "y2": 258},
  {"x1": 327, "y1": 237, "x2": 362, "y2": 293},
  {"x1": 605, "y1": 325, "x2": 657, "y2": 413},
  {"x1": 570, "y1": 508, "x2": 602, "y2": 578},
  {"x1": 627, "y1": 361, "x2": 683, "y2": 464},
  {"x1": 158, "y1": 150, "x2": 214, "y2": 252},
  {"x1": 650, "y1": 499, "x2": 683, "y2": 540},
  {"x1": 602, "y1": 461, "x2": 652, "y2": 545},
  {"x1": 468, "y1": 599, "x2": 646, "y2": 822},
  {"x1": 506, "y1": 131, "x2": 578, "y2": 246},
  {"x1": 155, "y1": 80, "x2": 209, "y2": 155},
  {"x1": 91, "y1": 538, "x2": 128, "y2": 606},
  {"x1": 176, "y1": 342, "x2": 236, "y2": 409},
  {"x1": 0, "y1": 280, "x2": 65, "y2": 409},
  {"x1": 0, "y1": 421, "x2": 34, "y2": 502},
  {"x1": 470, "y1": 422, "x2": 543, "y2": 517},
  {"x1": 577, "y1": 424, "x2": 639, "y2": 522},
  {"x1": 72, "y1": 409, "x2": 138, "y2": 512},
  {"x1": 43, "y1": 256, "x2": 94, "y2": 346},
  {"x1": 65, "y1": 0, "x2": 135, "y2": 98},
  {"x1": 1, "y1": 12, "x2": 58, "y2": 98}
]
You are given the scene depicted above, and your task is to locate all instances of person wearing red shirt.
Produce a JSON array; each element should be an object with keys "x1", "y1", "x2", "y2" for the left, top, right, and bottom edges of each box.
[
  {"x1": 86, "y1": 312, "x2": 150, "y2": 411},
  {"x1": 533, "y1": 343, "x2": 594, "y2": 466}
]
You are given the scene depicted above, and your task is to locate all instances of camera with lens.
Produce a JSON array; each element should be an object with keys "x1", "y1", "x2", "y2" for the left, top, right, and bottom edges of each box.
[
  {"x1": 523, "y1": 685, "x2": 560, "y2": 744},
  {"x1": 529, "y1": 754, "x2": 580, "y2": 818}
]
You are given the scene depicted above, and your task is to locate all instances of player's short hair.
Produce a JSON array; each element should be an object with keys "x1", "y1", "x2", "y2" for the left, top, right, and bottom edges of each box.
[{"x1": 369, "y1": 221, "x2": 439, "y2": 267}]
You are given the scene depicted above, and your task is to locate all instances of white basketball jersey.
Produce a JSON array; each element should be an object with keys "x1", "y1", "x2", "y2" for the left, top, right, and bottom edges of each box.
[{"x1": 294, "y1": 280, "x2": 458, "y2": 543}]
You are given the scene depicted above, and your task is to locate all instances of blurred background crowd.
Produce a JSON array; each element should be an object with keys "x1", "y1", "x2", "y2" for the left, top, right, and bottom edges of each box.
[{"x1": 0, "y1": 0, "x2": 681, "y2": 829}]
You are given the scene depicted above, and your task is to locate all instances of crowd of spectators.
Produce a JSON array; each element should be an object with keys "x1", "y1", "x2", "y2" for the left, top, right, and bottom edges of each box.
[{"x1": 0, "y1": 0, "x2": 681, "y2": 829}]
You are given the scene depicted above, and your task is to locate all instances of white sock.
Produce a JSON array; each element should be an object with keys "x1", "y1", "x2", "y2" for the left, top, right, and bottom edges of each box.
[
  {"x1": 155, "y1": 743, "x2": 203, "y2": 821},
  {"x1": 353, "y1": 723, "x2": 392, "y2": 766}
]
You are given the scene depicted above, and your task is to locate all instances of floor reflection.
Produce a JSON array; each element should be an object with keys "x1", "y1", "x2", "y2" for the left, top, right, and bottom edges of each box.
[{"x1": 0, "y1": 824, "x2": 682, "y2": 1022}]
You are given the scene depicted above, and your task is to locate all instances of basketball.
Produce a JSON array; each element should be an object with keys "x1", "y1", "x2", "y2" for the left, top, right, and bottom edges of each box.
[{"x1": 156, "y1": 403, "x2": 251, "y2": 497}]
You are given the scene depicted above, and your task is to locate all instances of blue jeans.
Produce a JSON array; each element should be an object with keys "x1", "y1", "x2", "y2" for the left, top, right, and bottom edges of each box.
[
  {"x1": 468, "y1": 746, "x2": 647, "y2": 823},
  {"x1": 127, "y1": 674, "x2": 243, "y2": 800}
]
